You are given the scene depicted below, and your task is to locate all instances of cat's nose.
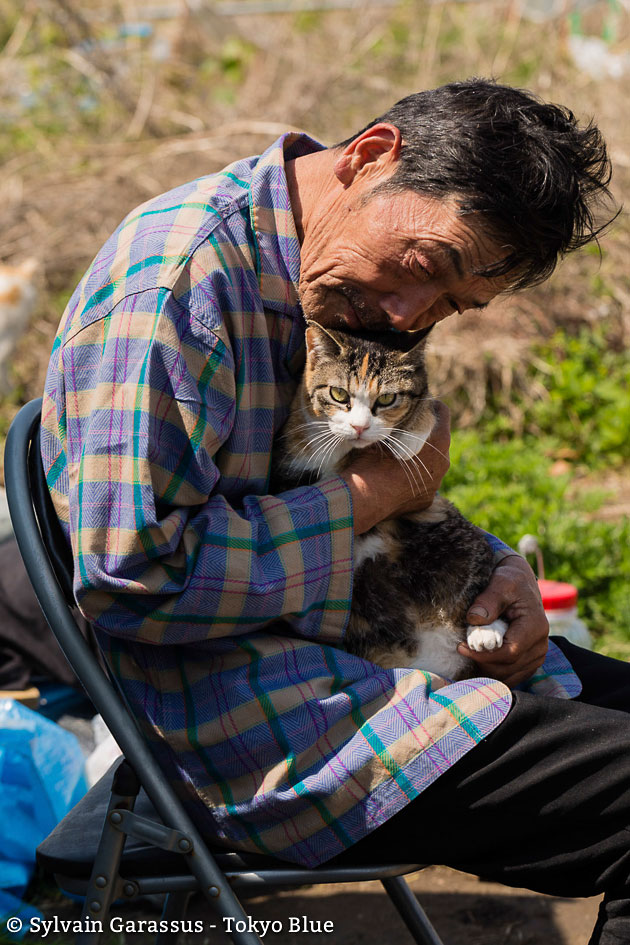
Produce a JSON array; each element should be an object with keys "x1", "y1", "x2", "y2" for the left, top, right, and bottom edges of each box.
[{"x1": 351, "y1": 423, "x2": 368, "y2": 437}]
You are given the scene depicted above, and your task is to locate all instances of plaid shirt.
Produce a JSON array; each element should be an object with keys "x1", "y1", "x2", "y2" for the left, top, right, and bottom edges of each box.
[{"x1": 42, "y1": 133, "x2": 581, "y2": 867}]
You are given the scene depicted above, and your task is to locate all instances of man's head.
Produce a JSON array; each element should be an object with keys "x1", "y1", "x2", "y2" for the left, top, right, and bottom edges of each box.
[{"x1": 293, "y1": 78, "x2": 617, "y2": 333}]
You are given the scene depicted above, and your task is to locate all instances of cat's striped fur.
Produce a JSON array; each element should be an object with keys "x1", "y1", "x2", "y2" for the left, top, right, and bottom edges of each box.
[{"x1": 273, "y1": 321, "x2": 506, "y2": 680}]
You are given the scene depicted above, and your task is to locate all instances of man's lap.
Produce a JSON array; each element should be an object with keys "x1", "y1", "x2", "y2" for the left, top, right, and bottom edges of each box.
[
  {"x1": 330, "y1": 638, "x2": 630, "y2": 900},
  {"x1": 554, "y1": 635, "x2": 630, "y2": 710}
]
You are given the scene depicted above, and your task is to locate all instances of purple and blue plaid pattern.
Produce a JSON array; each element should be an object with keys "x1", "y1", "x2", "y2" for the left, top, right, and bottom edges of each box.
[{"x1": 41, "y1": 134, "x2": 581, "y2": 866}]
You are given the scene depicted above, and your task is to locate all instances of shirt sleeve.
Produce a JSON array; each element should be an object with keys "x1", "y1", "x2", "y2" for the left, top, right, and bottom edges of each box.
[
  {"x1": 62, "y1": 289, "x2": 354, "y2": 646},
  {"x1": 481, "y1": 529, "x2": 521, "y2": 566}
]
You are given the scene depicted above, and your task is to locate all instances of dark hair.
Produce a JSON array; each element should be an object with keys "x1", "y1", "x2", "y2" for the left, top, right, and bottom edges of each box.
[{"x1": 337, "y1": 78, "x2": 618, "y2": 290}]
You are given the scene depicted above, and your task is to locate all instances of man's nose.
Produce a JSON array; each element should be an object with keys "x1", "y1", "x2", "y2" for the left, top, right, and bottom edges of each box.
[{"x1": 378, "y1": 285, "x2": 446, "y2": 331}]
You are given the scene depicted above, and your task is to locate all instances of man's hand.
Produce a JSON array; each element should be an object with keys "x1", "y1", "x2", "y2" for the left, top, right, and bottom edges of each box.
[
  {"x1": 458, "y1": 554, "x2": 549, "y2": 688},
  {"x1": 341, "y1": 401, "x2": 451, "y2": 535}
]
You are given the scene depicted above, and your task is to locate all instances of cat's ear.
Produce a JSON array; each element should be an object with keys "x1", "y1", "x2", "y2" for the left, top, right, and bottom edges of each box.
[
  {"x1": 397, "y1": 323, "x2": 434, "y2": 362},
  {"x1": 305, "y1": 320, "x2": 345, "y2": 362}
]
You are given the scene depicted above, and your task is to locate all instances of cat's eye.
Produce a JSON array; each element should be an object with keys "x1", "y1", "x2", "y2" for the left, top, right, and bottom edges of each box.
[
  {"x1": 329, "y1": 386, "x2": 350, "y2": 404},
  {"x1": 375, "y1": 393, "x2": 397, "y2": 407}
]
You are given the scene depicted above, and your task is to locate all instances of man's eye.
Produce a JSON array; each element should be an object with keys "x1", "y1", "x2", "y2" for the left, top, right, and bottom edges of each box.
[
  {"x1": 330, "y1": 387, "x2": 350, "y2": 404},
  {"x1": 375, "y1": 392, "x2": 396, "y2": 407},
  {"x1": 411, "y1": 258, "x2": 432, "y2": 279}
]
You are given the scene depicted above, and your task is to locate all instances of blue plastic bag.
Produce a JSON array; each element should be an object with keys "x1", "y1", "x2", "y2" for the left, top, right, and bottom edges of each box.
[{"x1": 0, "y1": 700, "x2": 87, "y2": 937}]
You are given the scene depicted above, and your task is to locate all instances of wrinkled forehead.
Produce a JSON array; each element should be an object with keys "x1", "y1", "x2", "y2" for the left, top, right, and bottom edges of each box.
[{"x1": 369, "y1": 185, "x2": 515, "y2": 282}]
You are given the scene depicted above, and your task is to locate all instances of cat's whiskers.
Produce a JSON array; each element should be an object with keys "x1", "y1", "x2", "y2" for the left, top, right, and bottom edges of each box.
[
  {"x1": 287, "y1": 429, "x2": 338, "y2": 474},
  {"x1": 278, "y1": 419, "x2": 329, "y2": 441},
  {"x1": 316, "y1": 434, "x2": 345, "y2": 479},
  {"x1": 393, "y1": 441, "x2": 434, "y2": 494},
  {"x1": 387, "y1": 448, "x2": 421, "y2": 495},
  {"x1": 380, "y1": 435, "x2": 427, "y2": 496},
  {"x1": 300, "y1": 428, "x2": 341, "y2": 464},
  {"x1": 300, "y1": 429, "x2": 337, "y2": 453},
  {"x1": 382, "y1": 432, "x2": 434, "y2": 494},
  {"x1": 392, "y1": 428, "x2": 450, "y2": 464}
]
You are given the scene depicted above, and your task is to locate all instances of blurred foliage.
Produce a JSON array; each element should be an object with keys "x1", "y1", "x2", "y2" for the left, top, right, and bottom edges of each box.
[
  {"x1": 0, "y1": 0, "x2": 628, "y2": 153},
  {"x1": 447, "y1": 429, "x2": 630, "y2": 651},
  {"x1": 444, "y1": 325, "x2": 630, "y2": 655},
  {"x1": 479, "y1": 326, "x2": 630, "y2": 469}
]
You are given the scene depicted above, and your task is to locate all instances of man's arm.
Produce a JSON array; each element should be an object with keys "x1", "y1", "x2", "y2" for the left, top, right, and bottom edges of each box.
[{"x1": 54, "y1": 292, "x2": 355, "y2": 647}]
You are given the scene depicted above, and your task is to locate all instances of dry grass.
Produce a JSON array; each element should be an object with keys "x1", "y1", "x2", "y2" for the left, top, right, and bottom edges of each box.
[{"x1": 0, "y1": 0, "x2": 629, "y2": 427}]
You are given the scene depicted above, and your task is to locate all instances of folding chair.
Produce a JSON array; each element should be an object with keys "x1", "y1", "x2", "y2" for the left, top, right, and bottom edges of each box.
[{"x1": 4, "y1": 397, "x2": 445, "y2": 945}]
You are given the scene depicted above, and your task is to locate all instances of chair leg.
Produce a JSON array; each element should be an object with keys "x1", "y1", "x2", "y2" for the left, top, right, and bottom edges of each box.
[
  {"x1": 381, "y1": 876, "x2": 444, "y2": 945},
  {"x1": 154, "y1": 891, "x2": 192, "y2": 945},
  {"x1": 77, "y1": 761, "x2": 141, "y2": 945}
]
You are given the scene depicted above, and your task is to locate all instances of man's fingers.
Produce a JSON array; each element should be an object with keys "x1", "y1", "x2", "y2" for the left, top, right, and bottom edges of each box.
[
  {"x1": 460, "y1": 557, "x2": 549, "y2": 686},
  {"x1": 421, "y1": 401, "x2": 451, "y2": 472},
  {"x1": 466, "y1": 555, "x2": 545, "y2": 626},
  {"x1": 466, "y1": 563, "x2": 517, "y2": 626},
  {"x1": 466, "y1": 570, "x2": 525, "y2": 625},
  {"x1": 459, "y1": 635, "x2": 547, "y2": 664},
  {"x1": 467, "y1": 593, "x2": 507, "y2": 627},
  {"x1": 458, "y1": 629, "x2": 548, "y2": 685},
  {"x1": 458, "y1": 646, "x2": 547, "y2": 673},
  {"x1": 457, "y1": 650, "x2": 546, "y2": 688},
  {"x1": 429, "y1": 400, "x2": 451, "y2": 449}
]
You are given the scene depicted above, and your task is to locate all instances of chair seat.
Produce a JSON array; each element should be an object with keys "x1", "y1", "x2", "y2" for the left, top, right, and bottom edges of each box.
[{"x1": 37, "y1": 764, "x2": 294, "y2": 880}]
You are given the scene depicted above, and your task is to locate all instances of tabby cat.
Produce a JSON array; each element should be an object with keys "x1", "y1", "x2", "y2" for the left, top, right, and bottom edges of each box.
[{"x1": 272, "y1": 321, "x2": 507, "y2": 680}]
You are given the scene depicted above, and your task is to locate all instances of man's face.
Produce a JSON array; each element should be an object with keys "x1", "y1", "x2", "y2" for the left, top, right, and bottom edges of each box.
[{"x1": 298, "y1": 184, "x2": 510, "y2": 333}]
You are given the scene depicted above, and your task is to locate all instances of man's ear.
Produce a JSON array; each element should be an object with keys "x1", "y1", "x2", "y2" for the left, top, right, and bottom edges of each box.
[
  {"x1": 333, "y1": 123, "x2": 402, "y2": 187},
  {"x1": 305, "y1": 320, "x2": 345, "y2": 361}
]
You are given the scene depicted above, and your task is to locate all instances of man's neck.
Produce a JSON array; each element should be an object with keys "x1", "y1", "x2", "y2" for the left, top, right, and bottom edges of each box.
[{"x1": 285, "y1": 148, "x2": 340, "y2": 245}]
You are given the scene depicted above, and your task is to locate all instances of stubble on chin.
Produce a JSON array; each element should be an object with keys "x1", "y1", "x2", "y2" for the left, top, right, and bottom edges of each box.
[
  {"x1": 298, "y1": 283, "x2": 345, "y2": 329},
  {"x1": 298, "y1": 282, "x2": 386, "y2": 332}
]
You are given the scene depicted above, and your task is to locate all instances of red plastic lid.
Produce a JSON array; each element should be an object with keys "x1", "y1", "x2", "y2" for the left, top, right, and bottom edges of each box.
[{"x1": 538, "y1": 579, "x2": 578, "y2": 610}]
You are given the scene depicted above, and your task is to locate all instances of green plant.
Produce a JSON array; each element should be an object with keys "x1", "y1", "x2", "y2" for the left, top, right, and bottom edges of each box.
[
  {"x1": 445, "y1": 431, "x2": 630, "y2": 656},
  {"x1": 477, "y1": 326, "x2": 630, "y2": 470}
]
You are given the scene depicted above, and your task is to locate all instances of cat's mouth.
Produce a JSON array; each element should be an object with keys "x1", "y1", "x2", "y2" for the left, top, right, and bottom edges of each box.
[{"x1": 350, "y1": 433, "x2": 374, "y2": 448}]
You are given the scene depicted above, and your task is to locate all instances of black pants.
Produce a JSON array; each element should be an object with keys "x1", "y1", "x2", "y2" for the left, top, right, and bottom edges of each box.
[
  {"x1": 331, "y1": 638, "x2": 630, "y2": 945},
  {"x1": 0, "y1": 537, "x2": 82, "y2": 690}
]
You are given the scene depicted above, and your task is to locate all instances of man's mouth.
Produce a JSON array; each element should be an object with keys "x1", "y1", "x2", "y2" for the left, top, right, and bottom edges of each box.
[
  {"x1": 343, "y1": 301, "x2": 362, "y2": 330},
  {"x1": 338, "y1": 286, "x2": 385, "y2": 331}
]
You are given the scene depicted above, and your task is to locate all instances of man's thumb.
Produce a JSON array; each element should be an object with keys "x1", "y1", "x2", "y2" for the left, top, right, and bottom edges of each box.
[{"x1": 466, "y1": 596, "x2": 503, "y2": 625}]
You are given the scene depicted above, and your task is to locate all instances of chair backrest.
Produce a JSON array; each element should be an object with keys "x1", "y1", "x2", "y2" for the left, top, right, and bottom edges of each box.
[
  {"x1": 4, "y1": 398, "x2": 148, "y2": 757},
  {"x1": 4, "y1": 398, "x2": 262, "y2": 942},
  {"x1": 28, "y1": 416, "x2": 75, "y2": 606}
]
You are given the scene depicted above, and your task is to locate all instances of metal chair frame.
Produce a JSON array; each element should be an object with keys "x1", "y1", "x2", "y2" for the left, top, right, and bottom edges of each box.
[{"x1": 4, "y1": 397, "x2": 444, "y2": 945}]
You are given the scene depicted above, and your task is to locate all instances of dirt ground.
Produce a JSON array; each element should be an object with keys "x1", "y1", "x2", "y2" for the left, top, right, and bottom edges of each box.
[
  {"x1": 28, "y1": 865, "x2": 601, "y2": 945},
  {"x1": 183, "y1": 866, "x2": 601, "y2": 945}
]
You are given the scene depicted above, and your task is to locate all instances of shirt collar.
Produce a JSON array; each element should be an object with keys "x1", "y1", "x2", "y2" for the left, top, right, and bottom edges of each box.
[{"x1": 249, "y1": 132, "x2": 325, "y2": 317}]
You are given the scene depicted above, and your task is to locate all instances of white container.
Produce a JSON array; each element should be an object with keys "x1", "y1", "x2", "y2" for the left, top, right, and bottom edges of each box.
[{"x1": 538, "y1": 579, "x2": 592, "y2": 649}]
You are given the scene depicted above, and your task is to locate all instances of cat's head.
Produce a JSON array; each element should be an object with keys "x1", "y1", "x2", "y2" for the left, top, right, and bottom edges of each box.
[{"x1": 301, "y1": 320, "x2": 436, "y2": 458}]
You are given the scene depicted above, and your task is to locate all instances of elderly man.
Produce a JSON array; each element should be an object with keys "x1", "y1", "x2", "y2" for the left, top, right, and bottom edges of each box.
[{"x1": 42, "y1": 79, "x2": 627, "y2": 943}]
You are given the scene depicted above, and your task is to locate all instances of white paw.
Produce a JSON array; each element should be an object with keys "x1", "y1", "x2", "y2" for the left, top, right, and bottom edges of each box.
[{"x1": 466, "y1": 619, "x2": 508, "y2": 653}]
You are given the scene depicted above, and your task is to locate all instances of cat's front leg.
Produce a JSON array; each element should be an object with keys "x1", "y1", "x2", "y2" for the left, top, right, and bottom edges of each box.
[{"x1": 466, "y1": 618, "x2": 508, "y2": 653}]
